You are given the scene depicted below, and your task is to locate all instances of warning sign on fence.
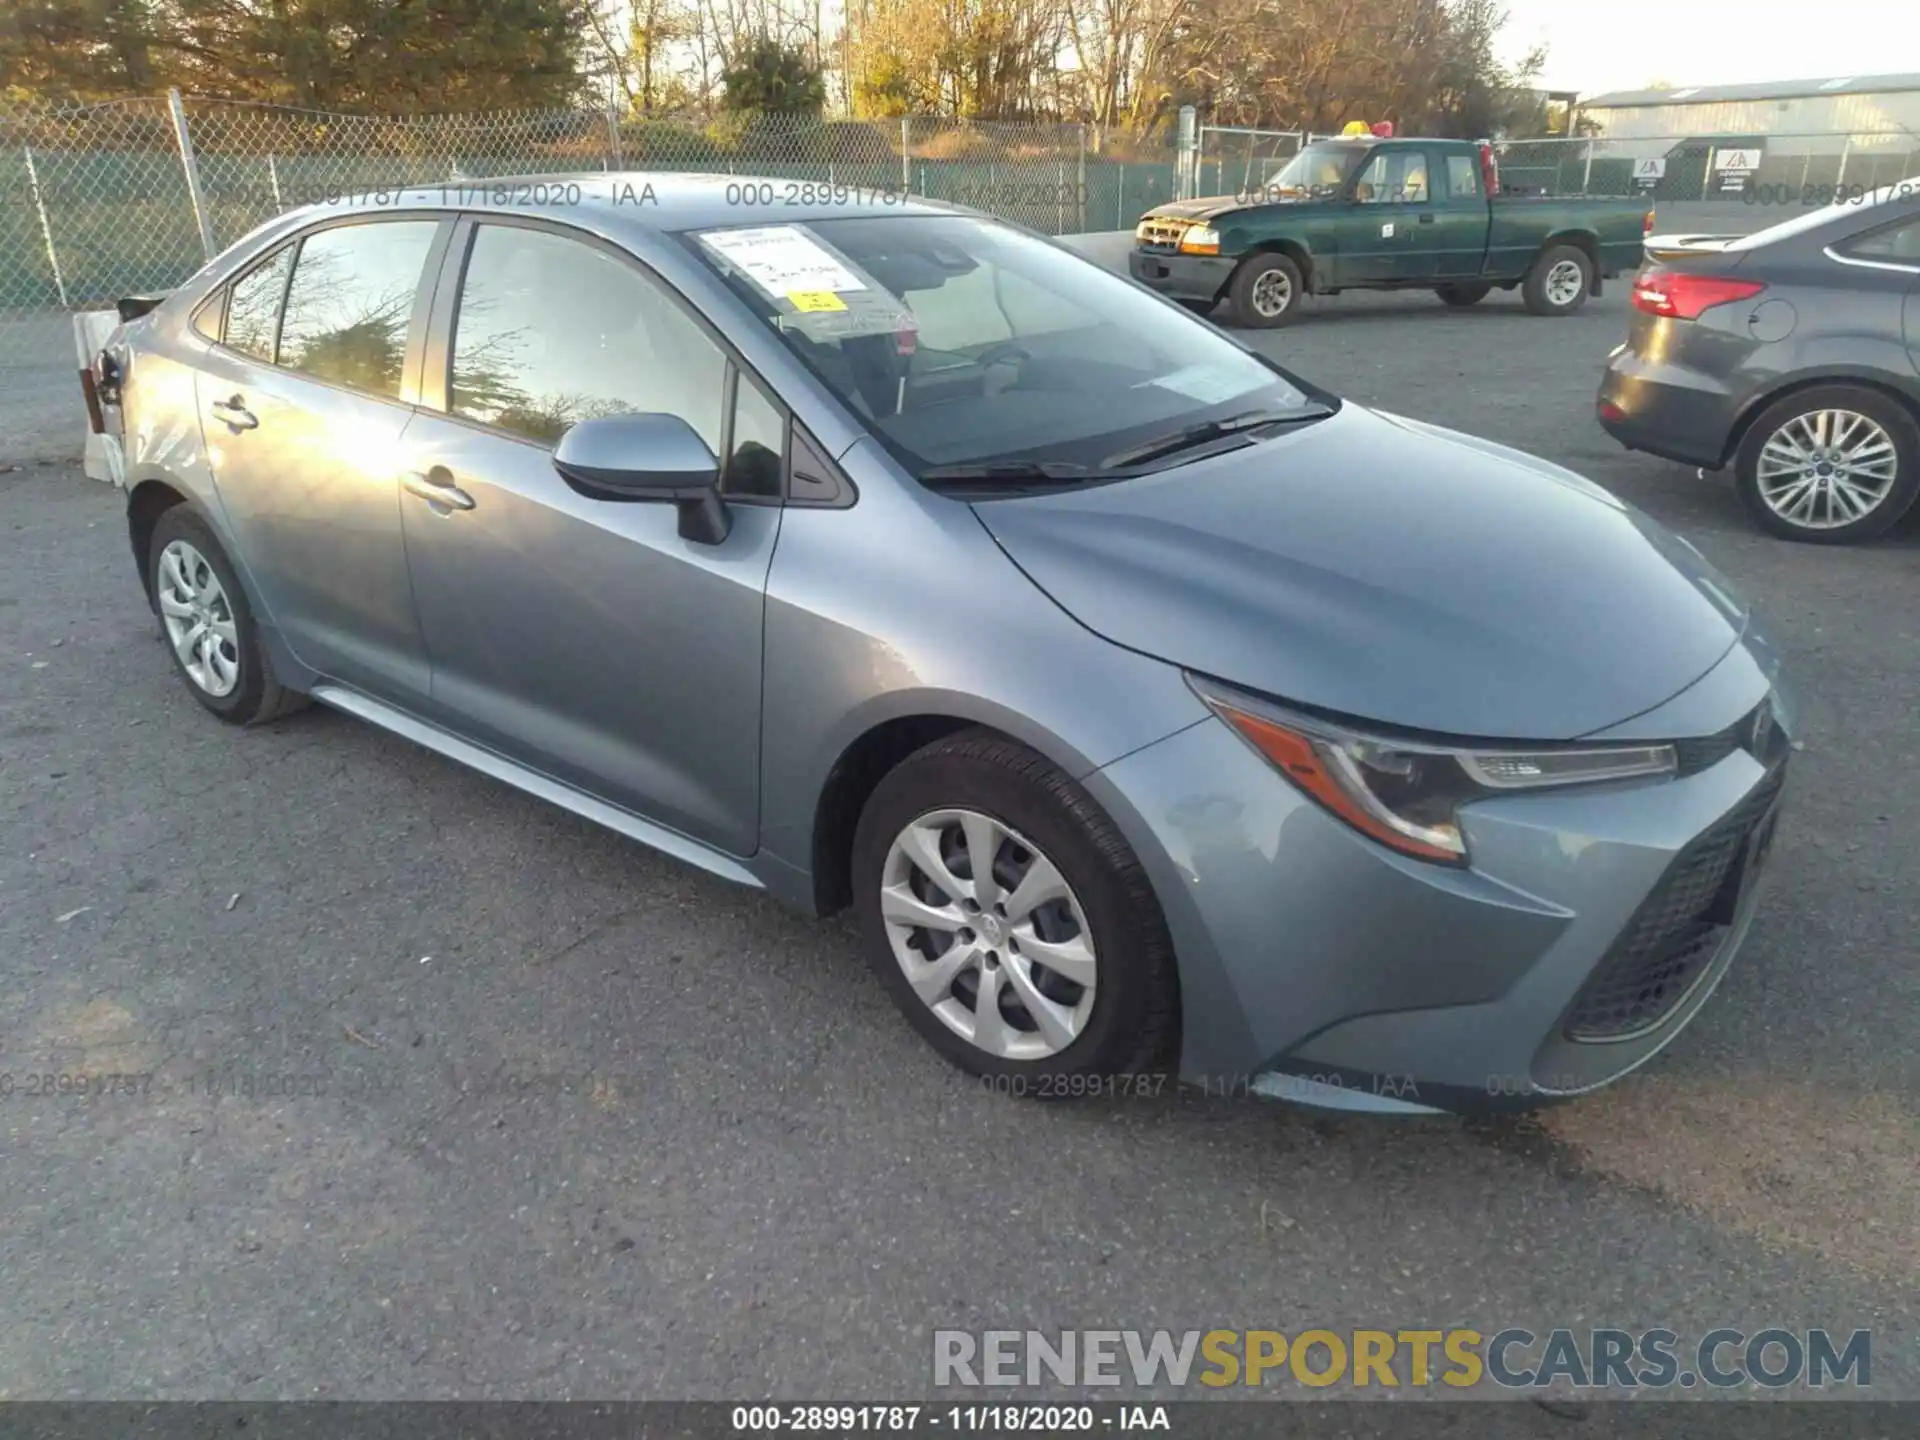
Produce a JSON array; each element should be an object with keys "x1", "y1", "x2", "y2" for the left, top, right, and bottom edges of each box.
[
  {"x1": 1633, "y1": 157, "x2": 1667, "y2": 189},
  {"x1": 1709, "y1": 148, "x2": 1763, "y2": 193}
]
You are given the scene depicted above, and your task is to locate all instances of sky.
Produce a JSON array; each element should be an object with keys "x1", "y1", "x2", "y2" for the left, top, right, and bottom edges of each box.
[{"x1": 1498, "y1": 0, "x2": 1918, "y2": 97}]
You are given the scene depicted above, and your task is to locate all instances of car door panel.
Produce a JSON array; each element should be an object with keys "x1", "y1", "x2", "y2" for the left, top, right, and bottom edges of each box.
[
  {"x1": 398, "y1": 218, "x2": 779, "y2": 857},
  {"x1": 1337, "y1": 148, "x2": 1436, "y2": 284},
  {"x1": 396, "y1": 419, "x2": 778, "y2": 854},
  {"x1": 194, "y1": 217, "x2": 448, "y2": 700}
]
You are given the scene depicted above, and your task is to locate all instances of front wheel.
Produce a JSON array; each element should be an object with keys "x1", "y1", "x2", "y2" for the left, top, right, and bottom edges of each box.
[
  {"x1": 1521, "y1": 244, "x2": 1592, "y2": 316},
  {"x1": 1225, "y1": 253, "x2": 1303, "y2": 328},
  {"x1": 852, "y1": 730, "x2": 1178, "y2": 1091},
  {"x1": 1733, "y1": 385, "x2": 1920, "y2": 543}
]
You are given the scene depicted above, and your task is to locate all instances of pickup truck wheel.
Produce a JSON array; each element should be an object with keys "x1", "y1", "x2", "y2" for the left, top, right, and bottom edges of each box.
[
  {"x1": 1436, "y1": 282, "x2": 1492, "y2": 307},
  {"x1": 1226, "y1": 253, "x2": 1303, "y2": 328},
  {"x1": 1522, "y1": 245, "x2": 1592, "y2": 315},
  {"x1": 1733, "y1": 386, "x2": 1920, "y2": 544}
]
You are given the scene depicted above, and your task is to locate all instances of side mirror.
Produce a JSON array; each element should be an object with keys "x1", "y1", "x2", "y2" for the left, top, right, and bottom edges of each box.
[{"x1": 552, "y1": 413, "x2": 730, "y2": 545}]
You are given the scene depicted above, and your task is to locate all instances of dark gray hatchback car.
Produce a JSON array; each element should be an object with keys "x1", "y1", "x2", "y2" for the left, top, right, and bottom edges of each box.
[{"x1": 1598, "y1": 179, "x2": 1920, "y2": 542}]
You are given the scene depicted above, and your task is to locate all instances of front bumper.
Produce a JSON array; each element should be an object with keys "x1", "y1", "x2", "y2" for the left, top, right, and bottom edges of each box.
[
  {"x1": 1597, "y1": 341, "x2": 1743, "y2": 470},
  {"x1": 1128, "y1": 248, "x2": 1236, "y2": 302},
  {"x1": 1085, "y1": 644, "x2": 1791, "y2": 1116}
]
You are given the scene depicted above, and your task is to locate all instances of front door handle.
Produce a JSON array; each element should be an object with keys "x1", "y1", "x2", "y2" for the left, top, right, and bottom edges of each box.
[
  {"x1": 208, "y1": 394, "x2": 258, "y2": 431},
  {"x1": 403, "y1": 466, "x2": 476, "y2": 513}
]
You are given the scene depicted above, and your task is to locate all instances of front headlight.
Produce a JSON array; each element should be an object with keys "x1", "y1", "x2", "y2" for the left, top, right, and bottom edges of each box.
[
  {"x1": 1178, "y1": 224, "x2": 1221, "y2": 255},
  {"x1": 1191, "y1": 680, "x2": 1677, "y2": 865}
]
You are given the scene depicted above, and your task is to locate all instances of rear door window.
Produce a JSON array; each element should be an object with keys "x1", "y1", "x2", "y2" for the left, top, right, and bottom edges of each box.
[{"x1": 278, "y1": 221, "x2": 440, "y2": 397}]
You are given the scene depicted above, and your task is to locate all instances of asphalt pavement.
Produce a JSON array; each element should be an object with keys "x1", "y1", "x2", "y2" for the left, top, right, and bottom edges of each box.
[{"x1": 1, "y1": 280, "x2": 1916, "y2": 1401}]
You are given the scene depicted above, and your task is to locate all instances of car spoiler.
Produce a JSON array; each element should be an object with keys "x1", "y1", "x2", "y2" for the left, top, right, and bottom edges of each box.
[
  {"x1": 1641, "y1": 234, "x2": 1743, "y2": 263},
  {"x1": 117, "y1": 292, "x2": 169, "y2": 322}
]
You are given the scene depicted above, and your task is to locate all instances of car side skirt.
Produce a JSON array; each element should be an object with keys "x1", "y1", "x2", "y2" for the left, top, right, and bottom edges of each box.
[{"x1": 310, "y1": 684, "x2": 764, "y2": 891}]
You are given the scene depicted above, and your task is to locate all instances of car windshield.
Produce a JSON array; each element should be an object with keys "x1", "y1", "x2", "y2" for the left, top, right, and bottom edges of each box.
[
  {"x1": 684, "y1": 214, "x2": 1324, "y2": 481},
  {"x1": 1260, "y1": 142, "x2": 1370, "y2": 196},
  {"x1": 1726, "y1": 175, "x2": 1920, "y2": 250}
]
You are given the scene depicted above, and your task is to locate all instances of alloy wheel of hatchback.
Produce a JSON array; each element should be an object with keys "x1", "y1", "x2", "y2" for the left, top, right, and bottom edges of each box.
[
  {"x1": 1753, "y1": 409, "x2": 1898, "y2": 530},
  {"x1": 880, "y1": 807, "x2": 1097, "y2": 1060},
  {"x1": 1733, "y1": 385, "x2": 1920, "y2": 543},
  {"x1": 156, "y1": 538, "x2": 241, "y2": 697}
]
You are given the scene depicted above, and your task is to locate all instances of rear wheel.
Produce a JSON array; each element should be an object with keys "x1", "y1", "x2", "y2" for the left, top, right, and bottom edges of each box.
[
  {"x1": 1436, "y1": 281, "x2": 1492, "y2": 307},
  {"x1": 148, "y1": 507, "x2": 306, "y2": 724},
  {"x1": 852, "y1": 730, "x2": 1178, "y2": 1091},
  {"x1": 1225, "y1": 253, "x2": 1303, "y2": 328},
  {"x1": 1733, "y1": 385, "x2": 1920, "y2": 543},
  {"x1": 1521, "y1": 244, "x2": 1592, "y2": 316}
]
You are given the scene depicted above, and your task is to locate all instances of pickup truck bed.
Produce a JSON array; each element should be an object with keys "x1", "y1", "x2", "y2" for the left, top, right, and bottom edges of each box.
[{"x1": 1130, "y1": 136, "x2": 1651, "y2": 327}]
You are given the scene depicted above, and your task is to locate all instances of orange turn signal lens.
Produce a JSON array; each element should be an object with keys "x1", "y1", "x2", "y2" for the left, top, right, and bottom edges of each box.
[{"x1": 1212, "y1": 704, "x2": 1466, "y2": 863}]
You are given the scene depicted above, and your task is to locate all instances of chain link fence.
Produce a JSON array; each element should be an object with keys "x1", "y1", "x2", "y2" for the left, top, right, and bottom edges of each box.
[{"x1": 0, "y1": 93, "x2": 1182, "y2": 373}]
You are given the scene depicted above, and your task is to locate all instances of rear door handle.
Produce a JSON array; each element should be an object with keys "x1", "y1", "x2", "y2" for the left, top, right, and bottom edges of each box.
[
  {"x1": 1418, "y1": 212, "x2": 1435, "y2": 223},
  {"x1": 403, "y1": 466, "x2": 475, "y2": 513},
  {"x1": 208, "y1": 394, "x2": 258, "y2": 431}
]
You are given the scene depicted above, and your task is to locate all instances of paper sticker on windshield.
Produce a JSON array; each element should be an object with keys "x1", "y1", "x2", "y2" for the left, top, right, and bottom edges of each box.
[
  {"x1": 787, "y1": 290, "x2": 846, "y2": 313},
  {"x1": 1144, "y1": 364, "x2": 1263, "y2": 405},
  {"x1": 700, "y1": 226, "x2": 866, "y2": 298}
]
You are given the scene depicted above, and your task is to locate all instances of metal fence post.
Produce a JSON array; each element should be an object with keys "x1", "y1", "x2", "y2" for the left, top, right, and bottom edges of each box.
[
  {"x1": 900, "y1": 117, "x2": 911, "y2": 195},
  {"x1": 167, "y1": 88, "x2": 216, "y2": 260},
  {"x1": 1056, "y1": 159, "x2": 1065, "y2": 233},
  {"x1": 1176, "y1": 105, "x2": 1198, "y2": 200},
  {"x1": 267, "y1": 153, "x2": 283, "y2": 209},
  {"x1": 1581, "y1": 137, "x2": 1594, "y2": 194},
  {"x1": 607, "y1": 104, "x2": 624, "y2": 169},
  {"x1": 1077, "y1": 124, "x2": 1087, "y2": 232},
  {"x1": 22, "y1": 147, "x2": 70, "y2": 309}
]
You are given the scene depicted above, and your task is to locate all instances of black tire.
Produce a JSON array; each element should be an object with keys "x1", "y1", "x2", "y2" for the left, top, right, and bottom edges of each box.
[
  {"x1": 852, "y1": 729, "x2": 1178, "y2": 1092},
  {"x1": 1225, "y1": 252, "x2": 1304, "y2": 328},
  {"x1": 1521, "y1": 243, "x2": 1593, "y2": 316},
  {"x1": 1436, "y1": 282, "x2": 1492, "y2": 307},
  {"x1": 1732, "y1": 385, "x2": 1920, "y2": 544},
  {"x1": 147, "y1": 506, "x2": 307, "y2": 724},
  {"x1": 1176, "y1": 297, "x2": 1216, "y2": 316}
]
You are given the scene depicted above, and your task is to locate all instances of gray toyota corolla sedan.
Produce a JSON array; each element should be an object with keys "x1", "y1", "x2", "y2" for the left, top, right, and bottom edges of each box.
[{"x1": 88, "y1": 176, "x2": 1794, "y2": 1114}]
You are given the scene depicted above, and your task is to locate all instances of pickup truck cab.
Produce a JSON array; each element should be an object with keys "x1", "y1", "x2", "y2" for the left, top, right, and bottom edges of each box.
[{"x1": 1130, "y1": 136, "x2": 1653, "y2": 327}]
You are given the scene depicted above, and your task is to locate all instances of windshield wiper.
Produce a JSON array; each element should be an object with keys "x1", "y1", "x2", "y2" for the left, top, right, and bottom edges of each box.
[
  {"x1": 1099, "y1": 406, "x2": 1333, "y2": 470},
  {"x1": 918, "y1": 459, "x2": 1091, "y2": 487}
]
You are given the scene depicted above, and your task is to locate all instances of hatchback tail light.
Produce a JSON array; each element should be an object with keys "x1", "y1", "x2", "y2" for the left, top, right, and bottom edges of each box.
[{"x1": 1631, "y1": 269, "x2": 1765, "y2": 320}]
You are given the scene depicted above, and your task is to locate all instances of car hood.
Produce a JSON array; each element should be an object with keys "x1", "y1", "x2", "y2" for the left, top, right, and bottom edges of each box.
[
  {"x1": 1141, "y1": 195, "x2": 1256, "y2": 222},
  {"x1": 971, "y1": 405, "x2": 1749, "y2": 741}
]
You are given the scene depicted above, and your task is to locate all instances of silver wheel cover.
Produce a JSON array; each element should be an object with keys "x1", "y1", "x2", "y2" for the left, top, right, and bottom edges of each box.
[
  {"x1": 156, "y1": 539, "x2": 241, "y2": 697},
  {"x1": 880, "y1": 808, "x2": 1097, "y2": 1060}
]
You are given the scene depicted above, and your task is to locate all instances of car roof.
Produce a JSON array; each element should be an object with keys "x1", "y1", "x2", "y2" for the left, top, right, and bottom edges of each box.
[{"x1": 330, "y1": 171, "x2": 964, "y2": 235}]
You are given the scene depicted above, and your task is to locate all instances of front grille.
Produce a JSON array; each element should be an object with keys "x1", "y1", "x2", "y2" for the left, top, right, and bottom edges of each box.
[
  {"x1": 1136, "y1": 217, "x2": 1192, "y2": 250},
  {"x1": 1563, "y1": 767, "x2": 1785, "y2": 1041}
]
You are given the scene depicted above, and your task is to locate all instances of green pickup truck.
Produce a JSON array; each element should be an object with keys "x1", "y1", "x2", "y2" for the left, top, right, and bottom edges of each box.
[{"x1": 1129, "y1": 135, "x2": 1652, "y2": 327}]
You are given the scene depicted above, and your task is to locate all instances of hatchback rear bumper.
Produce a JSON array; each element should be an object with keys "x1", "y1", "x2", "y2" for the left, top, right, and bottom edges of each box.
[{"x1": 1597, "y1": 343, "x2": 1742, "y2": 470}]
